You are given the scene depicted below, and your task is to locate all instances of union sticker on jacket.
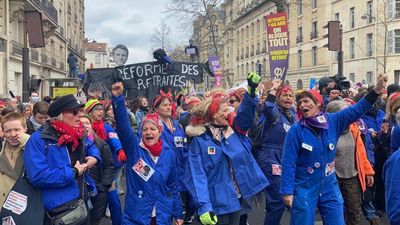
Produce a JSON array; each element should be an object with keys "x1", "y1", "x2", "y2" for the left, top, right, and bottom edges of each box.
[
  {"x1": 271, "y1": 164, "x2": 282, "y2": 176},
  {"x1": 325, "y1": 161, "x2": 336, "y2": 176},
  {"x1": 2, "y1": 216, "x2": 16, "y2": 225},
  {"x1": 174, "y1": 136, "x2": 183, "y2": 148},
  {"x1": 208, "y1": 146, "x2": 216, "y2": 155},
  {"x1": 133, "y1": 158, "x2": 155, "y2": 182}
]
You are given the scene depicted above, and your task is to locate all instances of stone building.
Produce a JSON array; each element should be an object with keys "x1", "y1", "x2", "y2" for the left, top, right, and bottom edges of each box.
[{"x1": 0, "y1": 0, "x2": 85, "y2": 98}]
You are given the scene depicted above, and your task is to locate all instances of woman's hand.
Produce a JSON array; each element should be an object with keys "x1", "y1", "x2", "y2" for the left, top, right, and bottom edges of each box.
[
  {"x1": 373, "y1": 74, "x2": 388, "y2": 94},
  {"x1": 85, "y1": 156, "x2": 98, "y2": 169},
  {"x1": 112, "y1": 82, "x2": 124, "y2": 97},
  {"x1": 74, "y1": 161, "x2": 87, "y2": 176},
  {"x1": 282, "y1": 195, "x2": 293, "y2": 208},
  {"x1": 366, "y1": 175, "x2": 374, "y2": 187},
  {"x1": 174, "y1": 219, "x2": 184, "y2": 225}
]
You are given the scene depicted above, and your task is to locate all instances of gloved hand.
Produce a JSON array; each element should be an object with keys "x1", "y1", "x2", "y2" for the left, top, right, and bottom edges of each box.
[
  {"x1": 199, "y1": 212, "x2": 218, "y2": 225},
  {"x1": 247, "y1": 72, "x2": 262, "y2": 97},
  {"x1": 117, "y1": 149, "x2": 126, "y2": 162}
]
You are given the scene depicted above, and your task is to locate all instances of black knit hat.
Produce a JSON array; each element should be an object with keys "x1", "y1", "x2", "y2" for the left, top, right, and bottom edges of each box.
[{"x1": 47, "y1": 94, "x2": 84, "y2": 117}]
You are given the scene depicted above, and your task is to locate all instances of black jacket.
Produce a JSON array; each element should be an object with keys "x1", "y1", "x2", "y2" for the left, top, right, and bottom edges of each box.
[{"x1": 88, "y1": 135, "x2": 114, "y2": 192}]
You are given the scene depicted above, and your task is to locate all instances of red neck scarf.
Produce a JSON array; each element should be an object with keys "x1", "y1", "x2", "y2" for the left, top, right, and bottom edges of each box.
[
  {"x1": 142, "y1": 139, "x2": 163, "y2": 157},
  {"x1": 50, "y1": 120, "x2": 85, "y2": 151},
  {"x1": 92, "y1": 120, "x2": 107, "y2": 140}
]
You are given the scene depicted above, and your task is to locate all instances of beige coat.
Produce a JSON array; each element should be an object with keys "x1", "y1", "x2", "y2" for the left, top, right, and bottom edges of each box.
[{"x1": 0, "y1": 133, "x2": 29, "y2": 206}]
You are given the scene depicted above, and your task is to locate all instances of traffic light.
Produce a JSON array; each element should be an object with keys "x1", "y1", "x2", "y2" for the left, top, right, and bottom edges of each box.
[{"x1": 323, "y1": 21, "x2": 341, "y2": 51}]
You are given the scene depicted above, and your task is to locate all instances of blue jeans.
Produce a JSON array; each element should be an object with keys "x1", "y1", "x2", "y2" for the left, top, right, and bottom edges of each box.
[
  {"x1": 362, "y1": 187, "x2": 379, "y2": 221},
  {"x1": 114, "y1": 166, "x2": 124, "y2": 189}
]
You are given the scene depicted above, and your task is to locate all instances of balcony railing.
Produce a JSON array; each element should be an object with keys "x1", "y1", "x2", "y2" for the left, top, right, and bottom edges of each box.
[
  {"x1": 30, "y1": 0, "x2": 58, "y2": 24},
  {"x1": 31, "y1": 49, "x2": 39, "y2": 61},
  {"x1": 51, "y1": 58, "x2": 56, "y2": 67},
  {"x1": 41, "y1": 54, "x2": 48, "y2": 63},
  {"x1": 11, "y1": 41, "x2": 23, "y2": 56}
]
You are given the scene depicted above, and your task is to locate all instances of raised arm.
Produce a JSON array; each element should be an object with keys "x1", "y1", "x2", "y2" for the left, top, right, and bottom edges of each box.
[{"x1": 111, "y1": 82, "x2": 138, "y2": 156}]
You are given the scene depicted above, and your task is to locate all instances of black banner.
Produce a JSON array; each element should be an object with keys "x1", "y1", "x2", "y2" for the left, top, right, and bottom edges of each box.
[{"x1": 83, "y1": 62, "x2": 203, "y2": 102}]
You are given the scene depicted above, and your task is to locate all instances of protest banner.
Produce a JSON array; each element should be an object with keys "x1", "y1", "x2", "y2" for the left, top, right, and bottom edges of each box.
[
  {"x1": 266, "y1": 12, "x2": 290, "y2": 81},
  {"x1": 83, "y1": 61, "x2": 203, "y2": 102}
]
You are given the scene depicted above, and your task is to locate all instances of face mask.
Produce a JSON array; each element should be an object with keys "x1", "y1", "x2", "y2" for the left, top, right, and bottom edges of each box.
[{"x1": 31, "y1": 96, "x2": 39, "y2": 103}]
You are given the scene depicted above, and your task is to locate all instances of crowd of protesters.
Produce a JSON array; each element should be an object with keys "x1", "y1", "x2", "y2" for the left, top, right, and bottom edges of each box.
[{"x1": 0, "y1": 72, "x2": 399, "y2": 225}]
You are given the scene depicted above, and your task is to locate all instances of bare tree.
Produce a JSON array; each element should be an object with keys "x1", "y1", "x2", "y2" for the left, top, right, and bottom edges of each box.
[
  {"x1": 166, "y1": 0, "x2": 224, "y2": 56},
  {"x1": 150, "y1": 19, "x2": 172, "y2": 52},
  {"x1": 168, "y1": 44, "x2": 191, "y2": 62}
]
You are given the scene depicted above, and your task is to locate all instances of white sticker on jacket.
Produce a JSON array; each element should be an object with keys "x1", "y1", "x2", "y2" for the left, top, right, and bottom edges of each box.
[
  {"x1": 317, "y1": 115, "x2": 326, "y2": 123},
  {"x1": 271, "y1": 164, "x2": 282, "y2": 176},
  {"x1": 174, "y1": 136, "x2": 183, "y2": 148},
  {"x1": 301, "y1": 143, "x2": 313, "y2": 151},
  {"x1": 283, "y1": 124, "x2": 291, "y2": 132},
  {"x1": 133, "y1": 158, "x2": 155, "y2": 182},
  {"x1": 325, "y1": 161, "x2": 336, "y2": 176},
  {"x1": 2, "y1": 216, "x2": 16, "y2": 225},
  {"x1": 3, "y1": 191, "x2": 27, "y2": 215}
]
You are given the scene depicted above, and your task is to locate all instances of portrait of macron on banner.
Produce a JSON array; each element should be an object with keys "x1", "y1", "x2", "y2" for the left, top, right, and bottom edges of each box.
[{"x1": 266, "y1": 12, "x2": 290, "y2": 81}]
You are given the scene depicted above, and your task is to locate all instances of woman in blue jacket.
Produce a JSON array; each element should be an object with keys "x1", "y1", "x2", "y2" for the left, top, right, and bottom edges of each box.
[
  {"x1": 185, "y1": 72, "x2": 269, "y2": 225},
  {"x1": 23, "y1": 94, "x2": 100, "y2": 225},
  {"x1": 256, "y1": 80, "x2": 296, "y2": 225},
  {"x1": 280, "y1": 74, "x2": 387, "y2": 225},
  {"x1": 111, "y1": 82, "x2": 183, "y2": 225}
]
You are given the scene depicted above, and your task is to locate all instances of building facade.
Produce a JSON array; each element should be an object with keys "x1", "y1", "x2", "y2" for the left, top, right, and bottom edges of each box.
[
  {"x1": 192, "y1": 8, "x2": 226, "y2": 92},
  {"x1": 285, "y1": 0, "x2": 400, "y2": 89},
  {"x1": 222, "y1": 0, "x2": 276, "y2": 85},
  {"x1": 0, "y1": 0, "x2": 85, "y2": 99},
  {"x1": 84, "y1": 40, "x2": 112, "y2": 69}
]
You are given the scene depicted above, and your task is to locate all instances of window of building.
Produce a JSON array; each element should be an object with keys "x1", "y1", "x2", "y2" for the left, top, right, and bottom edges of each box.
[
  {"x1": 251, "y1": 23, "x2": 254, "y2": 36},
  {"x1": 297, "y1": 50, "x2": 303, "y2": 68},
  {"x1": 312, "y1": 46, "x2": 317, "y2": 66},
  {"x1": 388, "y1": 0, "x2": 400, "y2": 18},
  {"x1": 257, "y1": 43, "x2": 260, "y2": 54},
  {"x1": 349, "y1": 73, "x2": 355, "y2": 82},
  {"x1": 366, "y1": 71, "x2": 374, "y2": 84},
  {"x1": 367, "y1": 1, "x2": 373, "y2": 23},
  {"x1": 388, "y1": 29, "x2": 400, "y2": 53},
  {"x1": 366, "y1": 33, "x2": 373, "y2": 56},
  {"x1": 263, "y1": 19, "x2": 267, "y2": 32},
  {"x1": 95, "y1": 55, "x2": 101, "y2": 64},
  {"x1": 297, "y1": 26, "x2": 303, "y2": 43},
  {"x1": 395, "y1": 70, "x2": 400, "y2": 84},
  {"x1": 335, "y1": 12, "x2": 340, "y2": 20},
  {"x1": 312, "y1": 0, "x2": 317, "y2": 9},
  {"x1": 349, "y1": 37, "x2": 355, "y2": 59},
  {"x1": 251, "y1": 45, "x2": 254, "y2": 56},
  {"x1": 350, "y1": 7, "x2": 355, "y2": 28},
  {"x1": 257, "y1": 20, "x2": 261, "y2": 34},
  {"x1": 297, "y1": 0, "x2": 303, "y2": 16},
  {"x1": 263, "y1": 40, "x2": 267, "y2": 52},
  {"x1": 311, "y1": 21, "x2": 318, "y2": 39},
  {"x1": 246, "y1": 26, "x2": 249, "y2": 39}
]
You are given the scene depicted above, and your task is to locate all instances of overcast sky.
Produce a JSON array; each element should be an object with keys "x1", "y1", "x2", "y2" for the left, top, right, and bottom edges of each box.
[{"x1": 85, "y1": 0, "x2": 190, "y2": 64}]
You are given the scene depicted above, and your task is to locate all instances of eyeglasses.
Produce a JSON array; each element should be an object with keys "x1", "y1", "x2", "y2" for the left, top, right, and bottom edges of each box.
[
  {"x1": 229, "y1": 99, "x2": 238, "y2": 104},
  {"x1": 94, "y1": 107, "x2": 104, "y2": 111},
  {"x1": 65, "y1": 109, "x2": 81, "y2": 116}
]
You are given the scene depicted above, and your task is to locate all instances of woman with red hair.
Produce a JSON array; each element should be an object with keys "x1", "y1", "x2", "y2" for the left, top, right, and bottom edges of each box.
[{"x1": 184, "y1": 72, "x2": 269, "y2": 225}]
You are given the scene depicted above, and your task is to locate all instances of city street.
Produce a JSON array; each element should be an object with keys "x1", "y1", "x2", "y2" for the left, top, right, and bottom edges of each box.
[{"x1": 100, "y1": 178, "x2": 390, "y2": 225}]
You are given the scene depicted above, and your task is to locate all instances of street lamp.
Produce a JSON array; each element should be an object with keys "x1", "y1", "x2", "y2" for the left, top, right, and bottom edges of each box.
[{"x1": 361, "y1": 13, "x2": 375, "y2": 22}]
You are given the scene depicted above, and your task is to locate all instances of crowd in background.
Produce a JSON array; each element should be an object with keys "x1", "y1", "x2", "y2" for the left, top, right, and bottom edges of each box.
[{"x1": 0, "y1": 72, "x2": 399, "y2": 225}]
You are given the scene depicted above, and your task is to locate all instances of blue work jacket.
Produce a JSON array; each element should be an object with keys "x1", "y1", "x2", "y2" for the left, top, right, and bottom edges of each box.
[
  {"x1": 161, "y1": 119, "x2": 188, "y2": 192},
  {"x1": 104, "y1": 123, "x2": 124, "y2": 167},
  {"x1": 185, "y1": 93, "x2": 269, "y2": 216},
  {"x1": 280, "y1": 97, "x2": 374, "y2": 196},
  {"x1": 23, "y1": 123, "x2": 101, "y2": 210},
  {"x1": 112, "y1": 95, "x2": 183, "y2": 225},
  {"x1": 383, "y1": 147, "x2": 400, "y2": 224}
]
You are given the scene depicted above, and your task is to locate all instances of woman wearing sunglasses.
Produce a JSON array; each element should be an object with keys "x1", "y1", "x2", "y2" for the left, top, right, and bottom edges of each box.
[
  {"x1": 228, "y1": 88, "x2": 247, "y2": 112},
  {"x1": 23, "y1": 94, "x2": 101, "y2": 225}
]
